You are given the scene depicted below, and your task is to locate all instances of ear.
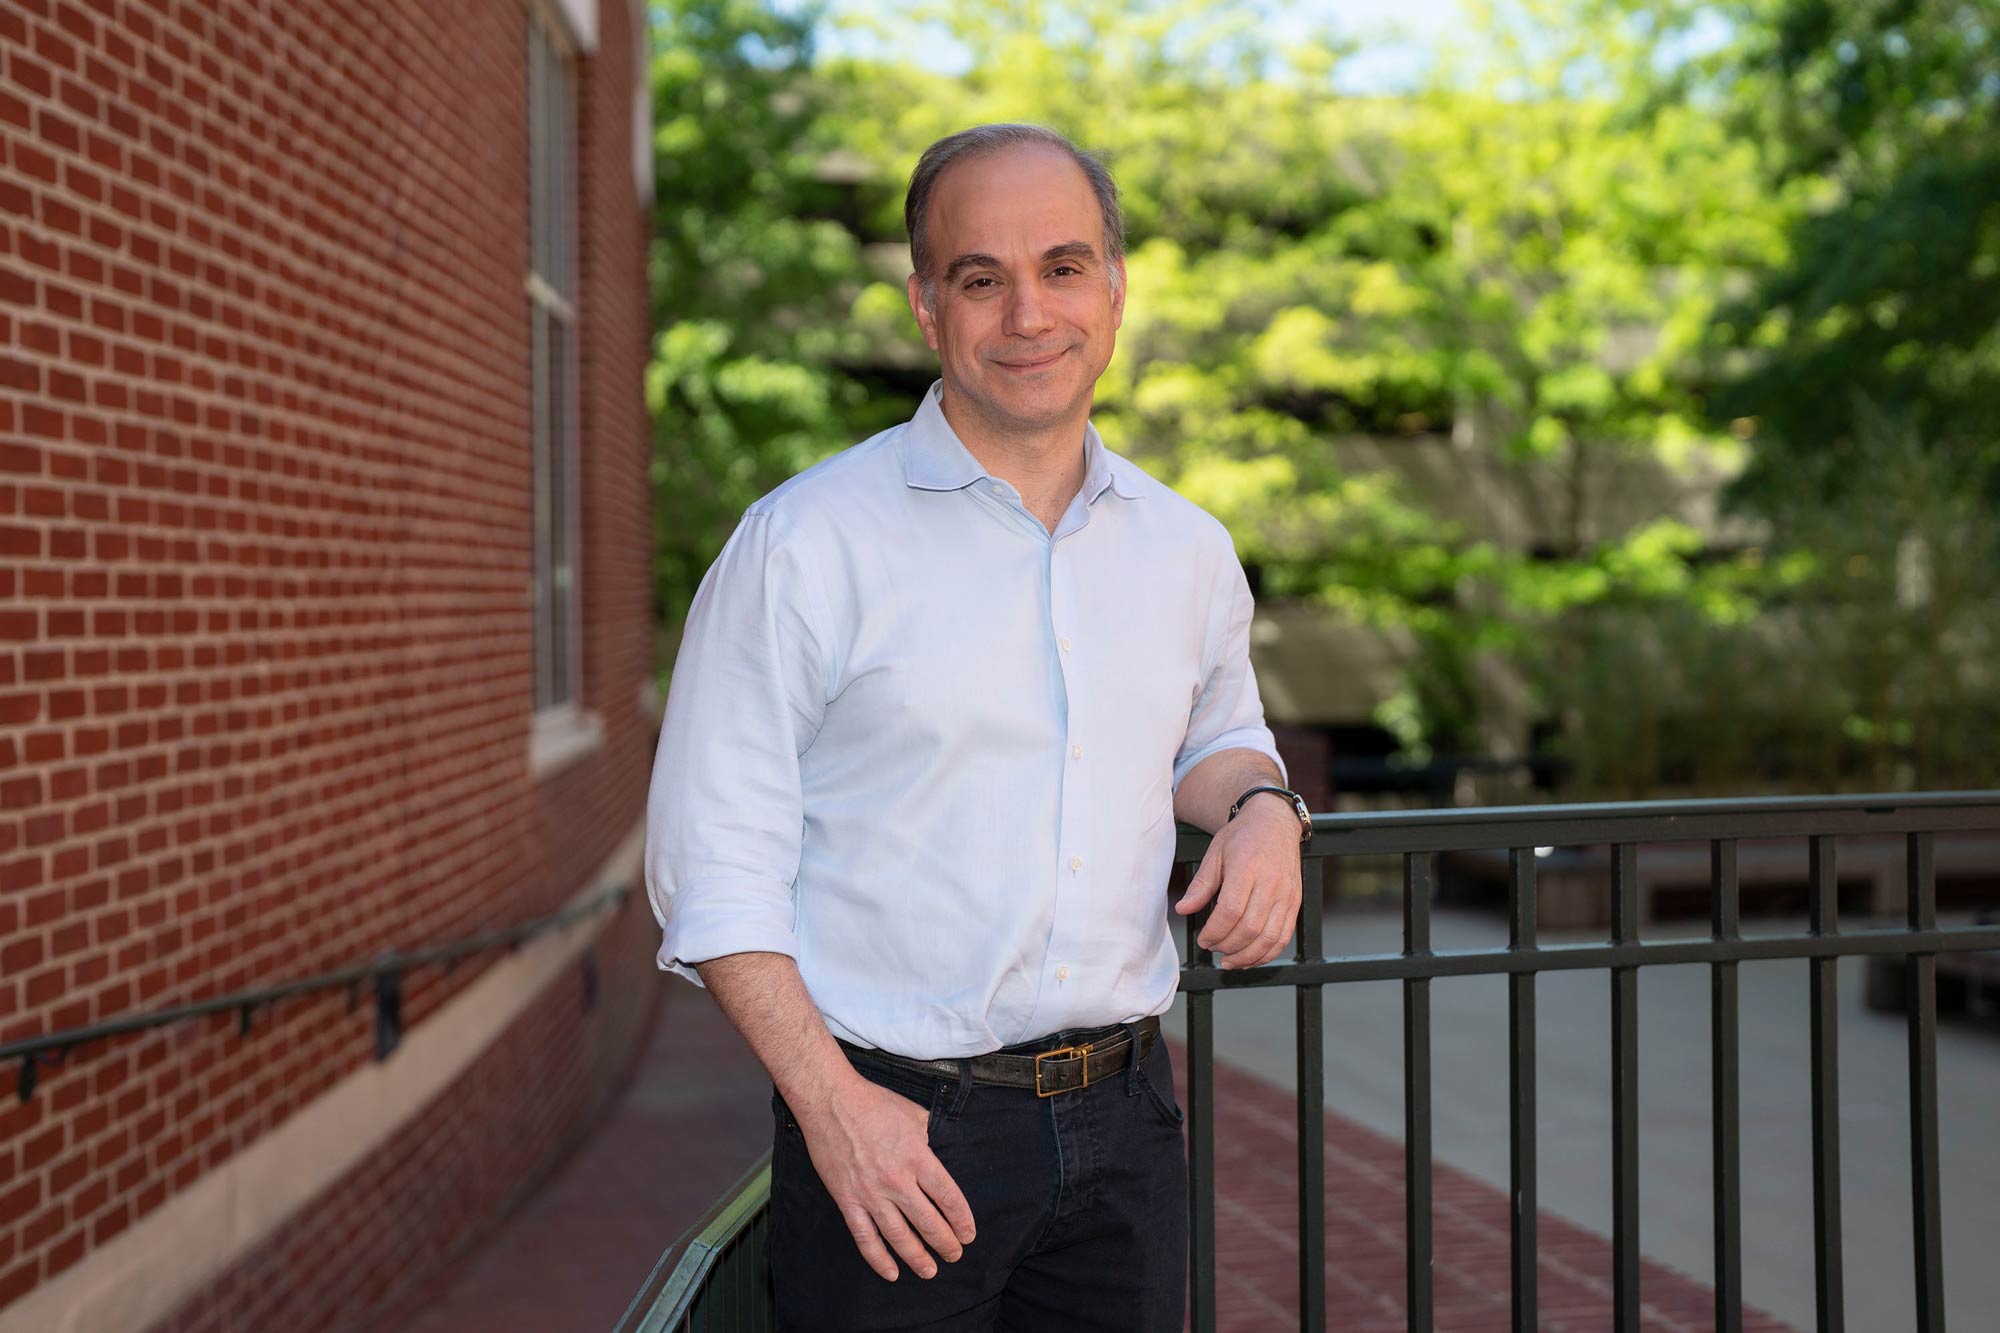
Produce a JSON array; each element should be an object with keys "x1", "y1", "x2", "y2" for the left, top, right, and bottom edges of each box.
[
  {"x1": 906, "y1": 273, "x2": 940, "y2": 351},
  {"x1": 1109, "y1": 255, "x2": 1127, "y2": 331}
]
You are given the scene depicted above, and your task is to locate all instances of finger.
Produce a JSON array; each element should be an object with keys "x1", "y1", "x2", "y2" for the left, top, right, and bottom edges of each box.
[
  {"x1": 1249, "y1": 880, "x2": 1304, "y2": 967},
  {"x1": 891, "y1": 1182, "x2": 965, "y2": 1265},
  {"x1": 1201, "y1": 869, "x2": 1265, "y2": 955},
  {"x1": 916, "y1": 1154, "x2": 977, "y2": 1246},
  {"x1": 1192, "y1": 876, "x2": 1240, "y2": 948},
  {"x1": 1243, "y1": 875, "x2": 1303, "y2": 966},
  {"x1": 869, "y1": 1199, "x2": 941, "y2": 1279},
  {"x1": 1175, "y1": 844, "x2": 1225, "y2": 915},
  {"x1": 1193, "y1": 851, "x2": 1252, "y2": 946},
  {"x1": 839, "y1": 1201, "x2": 902, "y2": 1282},
  {"x1": 1219, "y1": 881, "x2": 1292, "y2": 966}
]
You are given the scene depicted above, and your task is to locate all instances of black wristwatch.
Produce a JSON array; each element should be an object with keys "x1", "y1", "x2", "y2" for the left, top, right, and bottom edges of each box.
[{"x1": 1228, "y1": 784, "x2": 1313, "y2": 845}]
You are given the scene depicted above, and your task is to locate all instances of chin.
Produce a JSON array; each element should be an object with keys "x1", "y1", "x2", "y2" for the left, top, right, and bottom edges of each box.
[
  {"x1": 998, "y1": 386, "x2": 1082, "y2": 427},
  {"x1": 1000, "y1": 367, "x2": 1086, "y2": 404}
]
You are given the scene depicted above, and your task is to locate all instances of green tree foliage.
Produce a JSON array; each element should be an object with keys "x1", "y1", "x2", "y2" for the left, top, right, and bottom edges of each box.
[
  {"x1": 645, "y1": 0, "x2": 888, "y2": 624},
  {"x1": 1600, "y1": 0, "x2": 2000, "y2": 507},
  {"x1": 1551, "y1": 0, "x2": 2000, "y2": 790},
  {"x1": 811, "y1": 0, "x2": 1783, "y2": 757},
  {"x1": 643, "y1": 0, "x2": 1992, "y2": 792}
]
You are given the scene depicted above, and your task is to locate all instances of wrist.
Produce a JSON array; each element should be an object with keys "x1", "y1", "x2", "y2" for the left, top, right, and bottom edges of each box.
[
  {"x1": 1228, "y1": 784, "x2": 1312, "y2": 844},
  {"x1": 784, "y1": 1054, "x2": 871, "y2": 1132}
]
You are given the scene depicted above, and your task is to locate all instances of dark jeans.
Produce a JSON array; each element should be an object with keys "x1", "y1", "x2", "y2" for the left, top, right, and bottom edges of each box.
[{"x1": 769, "y1": 1023, "x2": 1189, "y2": 1332}]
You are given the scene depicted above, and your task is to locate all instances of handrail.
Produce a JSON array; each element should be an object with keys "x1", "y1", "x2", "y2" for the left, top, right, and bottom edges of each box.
[
  {"x1": 2, "y1": 880, "x2": 631, "y2": 1102},
  {"x1": 1176, "y1": 788, "x2": 2000, "y2": 861},
  {"x1": 613, "y1": 1156, "x2": 774, "y2": 1333}
]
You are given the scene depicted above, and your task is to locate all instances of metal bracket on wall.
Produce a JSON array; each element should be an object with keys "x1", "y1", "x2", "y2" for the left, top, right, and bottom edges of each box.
[
  {"x1": 375, "y1": 968, "x2": 404, "y2": 1061},
  {"x1": 15, "y1": 1044, "x2": 66, "y2": 1104}
]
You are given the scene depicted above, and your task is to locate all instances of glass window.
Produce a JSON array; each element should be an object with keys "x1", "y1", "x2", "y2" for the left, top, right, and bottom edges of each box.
[{"x1": 527, "y1": 14, "x2": 579, "y2": 714}]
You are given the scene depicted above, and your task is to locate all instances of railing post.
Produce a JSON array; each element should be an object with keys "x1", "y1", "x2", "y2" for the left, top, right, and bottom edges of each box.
[
  {"x1": 1711, "y1": 839, "x2": 1744, "y2": 1333},
  {"x1": 1403, "y1": 851, "x2": 1434, "y2": 1332},
  {"x1": 1611, "y1": 843, "x2": 1639, "y2": 1332},
  {"x1": 1296, "y1": 852, "x2": 1326, "y2": 1333},
  {"x1": 1809, "y1": 835, "x2": 1845, "y2": 1333},
  {"x1": 1507, "y1": 848, "x2": 1538, "y2": 1333},
  {"x1": 1905, "y1": 831, "x2": 1945, "y2": 1333},
  {"x1": 1186, "y1": 897, "x2": 1217, "y2": 1333}
]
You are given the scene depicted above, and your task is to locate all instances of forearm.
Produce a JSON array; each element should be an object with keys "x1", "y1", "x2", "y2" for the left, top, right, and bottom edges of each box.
[
  {"x1": 1172, "y1": 746, "x2": 1285, "y2": 834},
  {"x1": 694, "y1": 951, "x2": 865, "y2": 1126}
]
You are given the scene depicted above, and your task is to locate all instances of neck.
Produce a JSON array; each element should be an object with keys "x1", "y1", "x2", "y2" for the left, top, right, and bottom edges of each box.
[{"x1": 937, "y1": 384, "x2": 1092, "y2": 522}]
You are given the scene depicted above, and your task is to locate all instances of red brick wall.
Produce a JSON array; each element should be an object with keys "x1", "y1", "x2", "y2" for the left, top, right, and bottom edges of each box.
[{"x1": 0, "y1": 0, "x2": 658, "y2": 1325}]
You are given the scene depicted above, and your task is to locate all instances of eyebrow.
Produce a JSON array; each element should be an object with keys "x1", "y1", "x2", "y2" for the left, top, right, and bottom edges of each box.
[{"x1": 941, "y1": 241, "x2": 1100, "y2": 286}]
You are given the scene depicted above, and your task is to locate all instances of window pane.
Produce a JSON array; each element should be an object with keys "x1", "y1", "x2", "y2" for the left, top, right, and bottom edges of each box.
[
  {"x1": 526, "y1": 15, "x2": 579, "y2": 717},
  {"x1": 548, "y1": 314, "x2": 573, "y2": 706},
  {"x1": 530, "y1": 303, "x2": 555, "y2": 712}
]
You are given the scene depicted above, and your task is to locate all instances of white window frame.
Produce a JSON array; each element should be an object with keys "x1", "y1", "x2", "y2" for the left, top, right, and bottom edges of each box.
[{"x1": 526, "y1": 3, "x2": 602, "y2": 778}]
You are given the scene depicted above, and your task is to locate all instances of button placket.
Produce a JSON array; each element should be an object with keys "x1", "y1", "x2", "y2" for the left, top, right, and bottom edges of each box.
[{"x1": 1035, "y1": 537, "x2": 1090, "y2": 1031}]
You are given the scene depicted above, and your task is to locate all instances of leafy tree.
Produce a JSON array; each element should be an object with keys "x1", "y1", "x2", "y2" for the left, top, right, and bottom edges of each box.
[
  {"x1": 1584, "y1": 0, "x2": 2000, "y2": 507},
  {"x1": 643, "y1": 0, "x2": 1990, "y2": 791},
  {"x1": 811, "y1": 0, "x2": 1784, "y2": 759},
  {"x1": 645, "y1": 0, "x2": 889, "y2": 626}
]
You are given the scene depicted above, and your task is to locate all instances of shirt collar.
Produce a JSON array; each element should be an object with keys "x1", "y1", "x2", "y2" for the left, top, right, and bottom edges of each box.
[{"x1": 902, "y1": 379, "x2": 1145, "y2": 503}]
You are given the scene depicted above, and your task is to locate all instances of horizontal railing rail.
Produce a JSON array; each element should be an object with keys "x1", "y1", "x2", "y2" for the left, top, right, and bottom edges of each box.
[
  {"x1": 619, "y1": 790, "x2": 2000, "y2": 1333},
  {"x1": 1, "y1": 880, "x2": 630, "y2": 1103},
  {"x1": 614, "y1": 1156, "x2": 775, "y2": 1333}
]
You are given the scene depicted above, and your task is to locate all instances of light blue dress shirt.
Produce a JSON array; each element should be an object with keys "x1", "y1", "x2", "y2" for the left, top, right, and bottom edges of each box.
[{"x1": 644, "y1": 380, "x2": 1286, "y2": 1059}]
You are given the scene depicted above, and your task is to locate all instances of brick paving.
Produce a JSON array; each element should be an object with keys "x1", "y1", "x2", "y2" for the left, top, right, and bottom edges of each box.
[
  {"x1": 1167, "y1": 1045, "x2": 1798, "y2": 1332},
  {"x1": 385, "y1": 986, "x2": 1796, "y2": 1332},
  {"x1": 375, "y1": 984, "x2": 775, "y2": 1333}
]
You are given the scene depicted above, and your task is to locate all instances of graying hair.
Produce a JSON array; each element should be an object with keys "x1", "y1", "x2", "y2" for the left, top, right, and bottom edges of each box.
[{"x1": 905, "y1": 123, "x2": 1125, "y2": 311}]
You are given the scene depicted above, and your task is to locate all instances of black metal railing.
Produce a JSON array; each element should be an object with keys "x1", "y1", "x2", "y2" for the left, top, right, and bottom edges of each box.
[
  {"x1": 622, "y1": 791, "x2": 2000, "y2": 1333},
  {"x1": 615, "y1": 1157, "x2": 774, "y2": 1333},
  {"x1": 0, "y1": 881, "x2": 630, "y2": 1103}
]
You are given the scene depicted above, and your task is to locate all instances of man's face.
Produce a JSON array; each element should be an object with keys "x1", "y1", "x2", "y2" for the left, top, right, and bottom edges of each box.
[{"x1": 907, "y1": 145, "x2": 1126, "y2": 437}]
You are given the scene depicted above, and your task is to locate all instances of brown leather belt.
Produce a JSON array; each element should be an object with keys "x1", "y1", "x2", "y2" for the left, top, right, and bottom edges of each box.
[{"x1": 841, "y1": 1015, "x2": 1161, "y2": 1098}]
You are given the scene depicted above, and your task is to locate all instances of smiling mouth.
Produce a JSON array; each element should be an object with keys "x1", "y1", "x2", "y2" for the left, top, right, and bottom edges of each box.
[{"x1": 994, "y1": 348, "x2": 1069, "y2": 371}]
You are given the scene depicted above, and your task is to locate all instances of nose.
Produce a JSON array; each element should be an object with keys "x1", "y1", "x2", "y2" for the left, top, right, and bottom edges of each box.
[{"x1": 1001, "y1": 278, "x2": 1056, "y2": 340}]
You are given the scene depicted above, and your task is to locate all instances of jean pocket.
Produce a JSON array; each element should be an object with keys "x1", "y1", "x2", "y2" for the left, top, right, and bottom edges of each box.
[
  {"x1": 1133, "y1": 1042, "x2": 1186, "y2": 1129},
  {"x1": 846, "y1": 1053, "x2": 949, "y2": 1135}
]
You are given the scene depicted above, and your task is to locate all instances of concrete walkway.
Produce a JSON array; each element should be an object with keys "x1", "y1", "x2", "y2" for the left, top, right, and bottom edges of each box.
[
  {"x1": 1162, "y1": 903, "x2": 2000, "y2": 1332},
  {"x1": 380, "y1": 968, "x2": 1799, "y2": 1332}
]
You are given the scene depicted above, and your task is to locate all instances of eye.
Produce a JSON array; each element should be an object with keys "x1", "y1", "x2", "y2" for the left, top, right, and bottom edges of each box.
[
  {"x1": 1049, "y1": 265, "x2": 1082, "y2": 277},
  {"x1": 963, "y1": 276, "x2": 996, "y2": 290}
]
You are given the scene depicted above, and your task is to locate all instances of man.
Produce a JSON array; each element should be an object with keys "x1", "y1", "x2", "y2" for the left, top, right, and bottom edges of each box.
[{"x1": 644, "y1": 123, "x2": 1311, "y2": 1332}]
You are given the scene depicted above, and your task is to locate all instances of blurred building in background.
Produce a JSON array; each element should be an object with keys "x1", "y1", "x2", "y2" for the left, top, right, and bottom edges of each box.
[{"x1": 0, "y1": 2, "x2": 660, "y2": 1330}]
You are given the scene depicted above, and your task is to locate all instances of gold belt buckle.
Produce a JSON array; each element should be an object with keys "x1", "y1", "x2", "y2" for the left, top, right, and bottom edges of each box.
[{"x1": 1034, "y1": 1042, "x2": 1093, "y2": 1097}]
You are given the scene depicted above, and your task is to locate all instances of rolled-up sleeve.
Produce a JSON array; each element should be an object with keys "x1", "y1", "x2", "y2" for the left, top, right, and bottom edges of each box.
[
  {"x1": 1171, "y1": 540, "x2": 1287, "y2": 792},
  {"x1": 644, "y1": 509, "x2": 829, "y2": 985}
]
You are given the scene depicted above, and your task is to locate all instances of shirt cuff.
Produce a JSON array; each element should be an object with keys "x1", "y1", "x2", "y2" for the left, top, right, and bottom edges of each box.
[
  {"x1": 1172, "y1": 728, "x2": 1290, "y2": 793},
  {"x1": 655, "y1": 875, "x2": 800, "y2": 986}
]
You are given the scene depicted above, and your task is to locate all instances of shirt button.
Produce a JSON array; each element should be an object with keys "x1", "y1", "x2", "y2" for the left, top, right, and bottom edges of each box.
[
  {"x1": 1057, "y1": 966, "x2": 1070, "y2": 981},
  {"x1": 1069, "y1": 855, "x2": 1082, "y2": 871},
  {"x1": 1059, "y1": 636, "x2": 1072, "y2": 652},
  {"x1": 1071, "y1": 744, "x2": 1082, "y2": 759}
]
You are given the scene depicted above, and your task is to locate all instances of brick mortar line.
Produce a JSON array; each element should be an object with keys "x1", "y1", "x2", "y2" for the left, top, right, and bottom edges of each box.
[{"x1": 13, "y1": 2, "x2": 495, "y2": 305}]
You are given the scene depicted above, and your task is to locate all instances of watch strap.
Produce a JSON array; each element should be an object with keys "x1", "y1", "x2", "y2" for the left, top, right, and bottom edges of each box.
[{"x1": 1228, "y1": 784, "x2": 1312, "y2": 843}]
